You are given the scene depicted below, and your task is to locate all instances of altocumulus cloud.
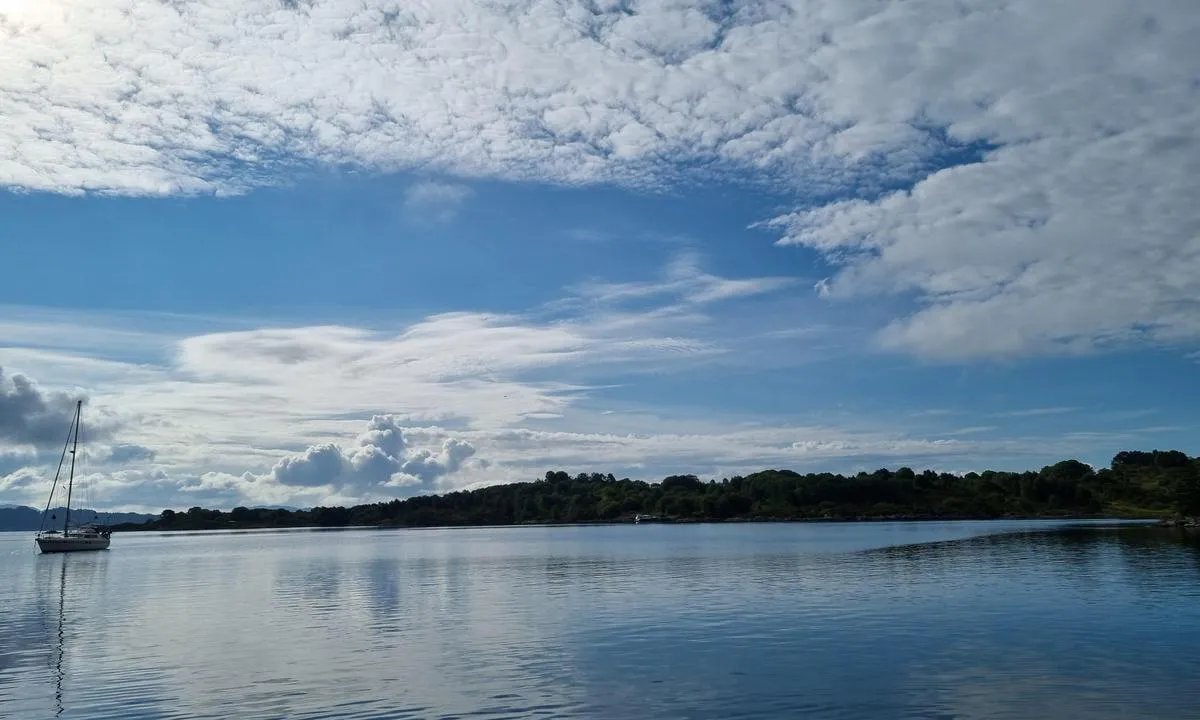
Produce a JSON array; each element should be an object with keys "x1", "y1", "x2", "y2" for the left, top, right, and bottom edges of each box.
[{"x1": 2, "y1": 0, "x2": 1196, "y2": 360}]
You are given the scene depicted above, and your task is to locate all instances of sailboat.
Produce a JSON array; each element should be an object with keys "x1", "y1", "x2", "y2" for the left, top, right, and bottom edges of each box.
[{"x1": 36, "y1": 400, "x2": 112, "y2": 553}]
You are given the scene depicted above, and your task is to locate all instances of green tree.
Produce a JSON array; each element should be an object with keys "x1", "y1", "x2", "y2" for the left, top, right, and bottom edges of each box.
[{"x1": 109, "y1": 450, "x2": 1199, "y2": 532}]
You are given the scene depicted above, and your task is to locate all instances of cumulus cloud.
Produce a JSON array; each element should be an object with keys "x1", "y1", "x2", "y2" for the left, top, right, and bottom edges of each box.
[
  {"x1": 0, "y1": 367, "x2": 83, "y2": 447},
  {"x1": 265, "y1": 415, "x2": 476, "y2": 495},
  {"x1": 272, "y1": 444, "x2": 347, "y2": 488}
]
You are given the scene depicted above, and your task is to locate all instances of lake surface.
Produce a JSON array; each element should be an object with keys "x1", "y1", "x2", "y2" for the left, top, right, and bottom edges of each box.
[{"x1": 2, "y1": 520, "x2": 1198, "y2": 719}]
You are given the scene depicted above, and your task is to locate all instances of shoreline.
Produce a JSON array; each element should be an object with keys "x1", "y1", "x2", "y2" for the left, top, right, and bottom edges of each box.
[
  {"x1": 104, "y1": 513, "x2": 1159, "y2": 534},
  {"x1": 12, "y1": 454, "x2": 1195, "y2": 535}
]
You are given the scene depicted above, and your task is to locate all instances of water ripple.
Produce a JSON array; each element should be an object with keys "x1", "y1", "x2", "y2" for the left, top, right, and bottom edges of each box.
[{"x1": 1, "y1": 521, "x2": 1198, "y2": 719}]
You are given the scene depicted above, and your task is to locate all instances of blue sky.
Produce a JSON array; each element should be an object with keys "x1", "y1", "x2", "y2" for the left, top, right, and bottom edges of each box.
[
  {"x1": 0, "y1": 0, "x2": 1197, "y2": 510},
  {"x1": 0, "y1": 173, "x2": 807, "y2": 318}
]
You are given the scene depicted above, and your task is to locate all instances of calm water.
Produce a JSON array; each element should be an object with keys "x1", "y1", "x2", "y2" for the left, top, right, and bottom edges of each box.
[{"x1": 2, "y1": 521, "x2": 1198, "y2": 719}]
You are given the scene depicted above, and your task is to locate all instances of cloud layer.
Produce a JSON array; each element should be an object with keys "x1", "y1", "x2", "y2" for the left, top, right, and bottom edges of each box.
[
  {"x1": 4, "y1": 0, "x2": 836, "y2": 194},
  {"x1": 0, "y1": 254, "x2": 1108, "y2": 511},
  {"x1": 3, "y1": 0, "x2": 1196, "y2": 360},
  {"x1": 5, "y1": 1, "x2": 1187, "y2": 198},
  {"x1": 760, "y1": 1, "x2": 1200, "y2": 358},
  {"x1": 1, "y1": 258, "x2": 839, "y2": 508},
  {"x1": 2, "y1": 1, "x2": 1198, "y2": 507},
  {"x1": 1, "y1": 298, "x2": 1161, "y2": 512}
]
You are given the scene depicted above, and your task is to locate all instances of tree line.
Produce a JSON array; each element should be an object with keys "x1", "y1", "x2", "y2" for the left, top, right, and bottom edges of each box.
[{"x1": 116, "y1": 450, "x2": 1200, "y2": 531}]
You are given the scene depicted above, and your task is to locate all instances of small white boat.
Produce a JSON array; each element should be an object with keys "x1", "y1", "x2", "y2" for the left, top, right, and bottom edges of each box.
[{"x1": 35, "y1": 400, "x2": 113, "y2": 553}]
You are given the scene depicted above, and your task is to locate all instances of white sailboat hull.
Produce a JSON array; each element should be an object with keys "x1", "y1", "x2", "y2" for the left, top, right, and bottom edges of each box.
[{"x1": 37, "y1": 534, "x2": 111, "y2": 553}]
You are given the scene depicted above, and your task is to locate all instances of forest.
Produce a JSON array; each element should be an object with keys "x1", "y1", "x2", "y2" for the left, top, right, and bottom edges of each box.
[{"x1": 111, "y1": 450, "x2": 1200, "y2": 532}]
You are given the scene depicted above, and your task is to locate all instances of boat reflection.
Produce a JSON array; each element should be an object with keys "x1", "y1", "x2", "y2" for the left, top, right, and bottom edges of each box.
[{"x1": 52, "y1": 558, "x2": 67, "y2": 718}]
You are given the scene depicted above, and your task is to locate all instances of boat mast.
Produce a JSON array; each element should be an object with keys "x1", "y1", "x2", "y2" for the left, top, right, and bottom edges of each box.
[
  {"x1": 62, "y1": 401, "x2": 82, "y2": 534},
  {"x1": 38, "y1": 407, "x2": 78, "y2": 535}
]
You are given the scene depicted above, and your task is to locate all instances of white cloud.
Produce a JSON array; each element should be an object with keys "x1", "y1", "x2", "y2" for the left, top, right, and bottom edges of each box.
[
  {"x1": 0, "y1": 338, "x2": 1148, "y2": 509},
  {"x1": 0, "y1": 338, "x2": 1056, "y2": 513},
  {"x1": 4, "y1": 0, "x2": 1198, "y2": 502},
  {"x1": 264, "y1": 415, "x2": 477, "y2": 496},
  {"x1": 1, "y1": 256, "x2": 857, "y2": 508},
  {"x1": 940, "y1": 426, "x2": 995, "y2": 437},
  {"x1": 909, "y1": 409, "x2": 959, "y2": 418},
  {"x1": 761, "y1": 1, "x2": 1200, "y2": 360},
  {"x1": 571, "y1": 250, "x2": 796, "y2": 307},
  {"x1": 473, "y1": 425, "x2": 1000, "y2": 472},
  {"x1": 1, "y1": 0, "x2": 1195, "y2": 361},
  {"x1": 0, "y1": 0, "x2": 827, "y2": 195},
  {"x1": 3, "y1": 237, "x2": 1164, "y2": 511},
  {"x1": 402, "y1": 180, "x2": 473, "y2": 222},
  {"x1": 108, "y1": 254, "x2": 802, "y2": 448},
  {"x1": 990, "y1": 407, "x2": 1078, "y2": 419},
  {"x1": 0, "y1": 467, "x2": 41, "y2": 494},
  {"x1": 229, "y1": 410, "x2": 477, "y2": 506}
]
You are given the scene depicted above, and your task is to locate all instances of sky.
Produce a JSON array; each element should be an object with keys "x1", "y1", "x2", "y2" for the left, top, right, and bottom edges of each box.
[{"x1": 1, "y1": 0, "x2": 1197, "y2": 512}]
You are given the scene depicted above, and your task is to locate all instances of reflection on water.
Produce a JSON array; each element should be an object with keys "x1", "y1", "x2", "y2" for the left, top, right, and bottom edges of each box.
[
  {"x1": 54, "y1": 559, "x2": 64, "y2": 719},
  {"x1": 1, "y1": 521, "x2": 1198, "y2": 719}
]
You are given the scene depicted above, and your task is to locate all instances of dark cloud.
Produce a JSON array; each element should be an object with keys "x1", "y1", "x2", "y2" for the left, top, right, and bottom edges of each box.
[
  {"x1": 0, "y1": 368, "x2": 83, "y2": 448},
  {"x1": 106, "y1": 444, "x2": 158, "y2": 464}
]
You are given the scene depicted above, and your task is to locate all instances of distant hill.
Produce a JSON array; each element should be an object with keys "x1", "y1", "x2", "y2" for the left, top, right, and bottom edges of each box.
[{"x1": 0, "y1": 506, "x2": 158, "y2": 532}]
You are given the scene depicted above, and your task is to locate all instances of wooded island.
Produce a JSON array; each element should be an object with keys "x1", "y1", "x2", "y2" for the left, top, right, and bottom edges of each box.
[{"x1": 110, "y1": 450, "x2": 1200, "y2": 531}]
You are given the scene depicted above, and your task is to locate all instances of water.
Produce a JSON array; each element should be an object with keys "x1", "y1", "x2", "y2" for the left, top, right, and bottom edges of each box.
[{"x1": 2, "y1": 520, "x2": 1198, "y2": 719}]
